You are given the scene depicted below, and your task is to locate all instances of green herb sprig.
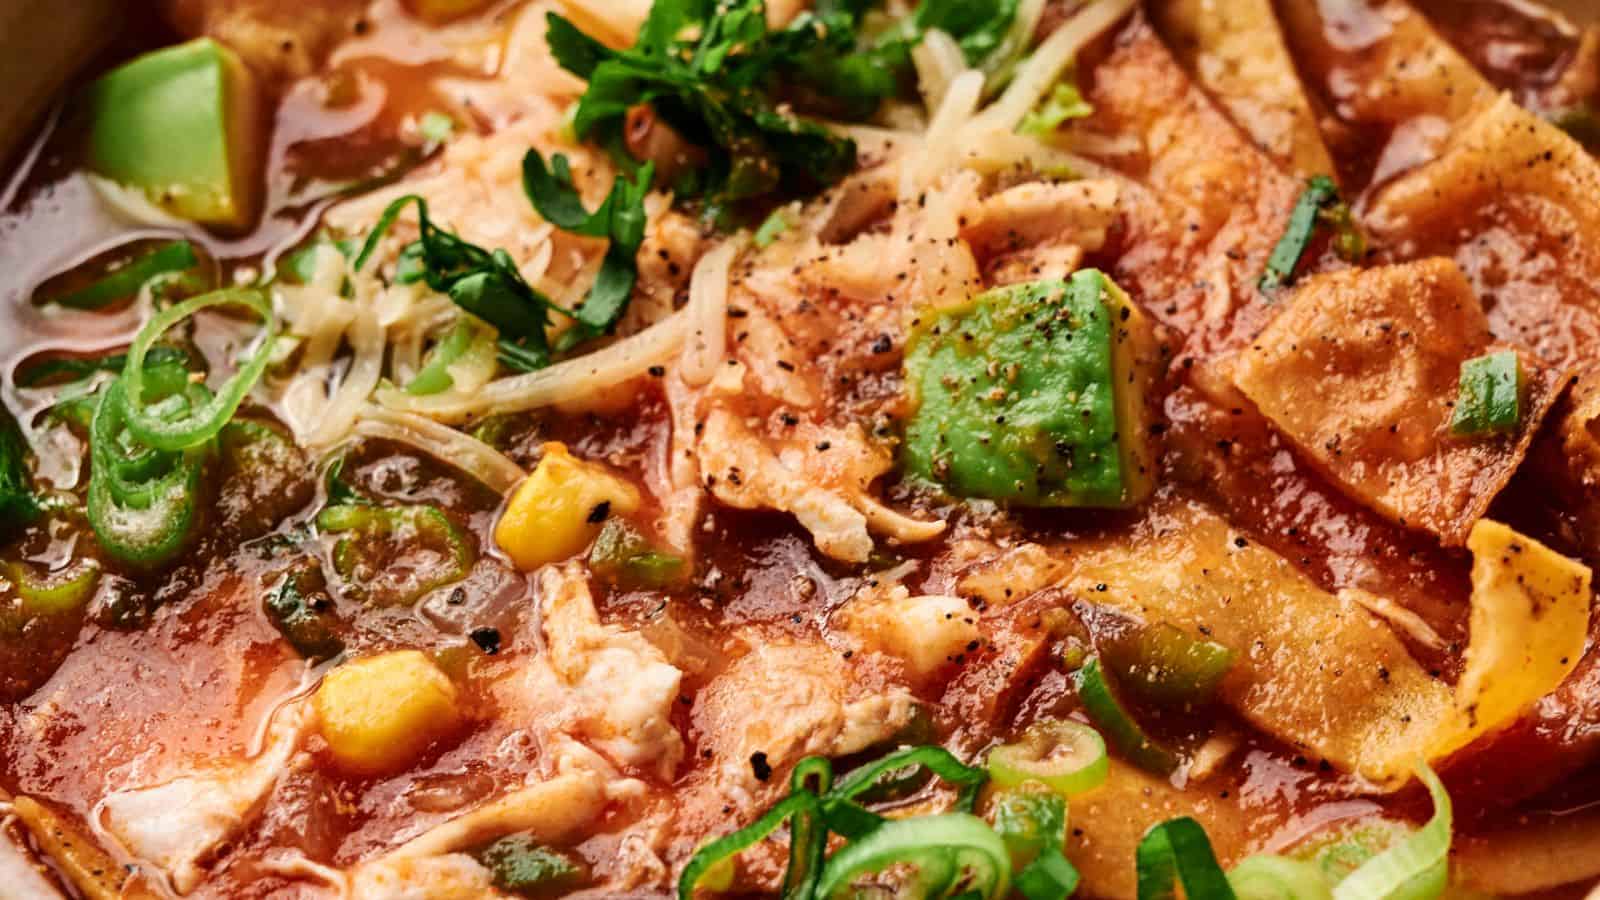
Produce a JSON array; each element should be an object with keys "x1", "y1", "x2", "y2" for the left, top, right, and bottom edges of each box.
[
  {"x1": 547, "y1": 0, "x2": 1019, "y2": 224},
  {"x1": 353, "y1": 154, "x2": 654, "y2": 372}
]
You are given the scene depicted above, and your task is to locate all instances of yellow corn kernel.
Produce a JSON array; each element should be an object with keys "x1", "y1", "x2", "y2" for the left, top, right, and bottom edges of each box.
[
  {"x1": 494, "y1": 442, "x2": 642, "y2": 571},
  {"x1": 314, "y1": 650, "x2": 462, "y2": 776}
]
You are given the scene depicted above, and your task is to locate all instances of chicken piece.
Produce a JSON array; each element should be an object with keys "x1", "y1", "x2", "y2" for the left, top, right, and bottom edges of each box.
[
  {"x1": 522, "y1": 564, "x2": 685, "y2": 781},
  {"x1": 101, "y1": 702, "x2": 308, "y2": 893},
  {"x1": 1366, "y1": 95, "x2": 1600, "y2": 369},
  {"x1": 957, "y1": 179, "x2": 1119, "y2": 257},
  {"x1": 696, "y1": 405, "x2": 944, "y2": 563},
  {"x1": 833, "y1": 583, "x2": 981, "y2": 687},
  {"x1": 164, "y1": 0, "x2": 366, "y2": 83},
  {"x1": 691, "y1": 643, "x2": 918, "y2": 804},
  {"x1": 348, "y1": 855, "x2": 502, "y2": 900},
  {"x1": 956, "y1": 543, "x2": 1071, "y2": 607},
  {"x1": 1149, "y1": 0, "x2": 1335, "y2": 178},
  {"x1": 1233, "y1": 258, "x2": 1563, "y2": 545}
]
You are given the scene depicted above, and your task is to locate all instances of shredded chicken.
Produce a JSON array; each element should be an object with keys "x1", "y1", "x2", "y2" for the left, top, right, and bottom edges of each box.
[
  {"x1": 505, "y1": 564, "x2": 686, "y2": 781},
  {"x1": 101, "y1": 702, "x2": 308, "y2": 893},
  {"x1": 691, "y1": 643, "x2": 918, "y2": 805}
]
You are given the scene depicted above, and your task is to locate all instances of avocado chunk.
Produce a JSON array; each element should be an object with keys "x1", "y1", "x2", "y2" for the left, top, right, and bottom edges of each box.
[
  {"x1": 903, "y1": 270, "x2": 1159, "y2": 507},
  {"x1": 85, "y1": 38, "x2": 262, "y2": 228}
]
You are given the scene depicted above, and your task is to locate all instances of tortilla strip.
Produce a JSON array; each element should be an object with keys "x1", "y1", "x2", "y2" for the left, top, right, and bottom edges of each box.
[
  {"x1": 1063, "y1": 501, "x2": 1591, "y2": 787},
  {"x1": 1149, "y1": 0, "x2": 1335, "y2": 178}
]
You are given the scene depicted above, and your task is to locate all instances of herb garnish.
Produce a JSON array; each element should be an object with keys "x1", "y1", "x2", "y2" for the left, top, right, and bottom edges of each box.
[
  {"x1": 354, "y1": 154, "x2": 654, "y2": 371},
  {"x1": 1259, "y1": 175, "x2": 1365, "y2": 294},
  {"x1": 546, "y1": 0, "x2": 1019, "y2": 224},
  {"x1": 522, "y1": 152, "x2": 656, "y2": 348}
]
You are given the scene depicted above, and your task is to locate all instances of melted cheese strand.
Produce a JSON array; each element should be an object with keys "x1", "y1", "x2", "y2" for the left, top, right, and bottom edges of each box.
[{"x1": 681, "y1": 236, "x2": 748, "y2": 386}]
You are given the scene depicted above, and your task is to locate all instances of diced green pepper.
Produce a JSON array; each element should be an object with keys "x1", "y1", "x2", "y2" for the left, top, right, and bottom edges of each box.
[
  {"x1": 1018, "y1": 79, "x2": 1093, "y2": 139},
  {"x1": 317, "y1": 504, "x2": 476, "y2": 606},
  {"x1": 902, "y1": 270, "x2": 1157, "y2": 508},
  {"x1": 419, "y1": 111, "x2": 455, "y2": 144},
  {"x1": 753, "y1": 208, "x2": 790, "y2": 248},
  {"x1": 279, "y1": 236, "x2": 358, "y2": 287},
  {"x1": 1100, "y1": 624, "x2": 1237, "y2": 708},
  {"x1": 587, "y1": 519, "x2": 687, "y2": 589},
  {"x1": 1450, "y1": 350, "x2": 1523, "y2": 437},
  {"x1": 85, "y1": 38, "x2": 262, "y2": 228},
  {"x1": 405, "y1": 321, "x2": 493, "y2": 396},
  {"x1": 990, "y1": 786, "x2": 1067, "y2": 868},
  {"x1": 475, "y1": 834, "x2": 587, "y2": 898}
]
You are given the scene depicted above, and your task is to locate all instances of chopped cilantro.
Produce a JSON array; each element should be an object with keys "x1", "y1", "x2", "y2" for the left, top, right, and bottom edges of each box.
[{"x1": 546, "y1": 0, "x2": 1019, "y2": 223}]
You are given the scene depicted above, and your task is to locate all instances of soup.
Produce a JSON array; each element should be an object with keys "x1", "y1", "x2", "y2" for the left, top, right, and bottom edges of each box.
[{"x1": 0, "y1": 0, "x2": 1597, "y2": 897}]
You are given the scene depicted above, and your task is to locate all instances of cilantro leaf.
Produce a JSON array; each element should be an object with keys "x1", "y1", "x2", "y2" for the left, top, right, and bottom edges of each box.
[
  {"x1": 546, "y1": 0, "x2": 1020, "y2": 222},
  {"x1": 355, "y1": 195, "x2": 557, "y2": 368},
  {"x1": 915, "y1": 0, "x2": 1022, "y2": 65},
  {"x1": 522, "y1": 151, "x2": 657, "y2": 334}
]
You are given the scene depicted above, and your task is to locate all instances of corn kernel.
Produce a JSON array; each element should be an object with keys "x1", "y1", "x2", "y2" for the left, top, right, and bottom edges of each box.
[
  {"x1": 494, "y1": 442, "x2": 642, "y2": 571},
  {"x1": 314, "y1": 650, "x2": 461, "y2": 776}
]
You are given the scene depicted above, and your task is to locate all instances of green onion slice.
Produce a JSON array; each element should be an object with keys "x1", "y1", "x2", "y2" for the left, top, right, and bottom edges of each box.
[
  {"x1": 813, "y1": 813, "x2": 1013, "y2": 900},
  {"x1": 987, "y1": 719, "x2": 1109, "y2": 796},
  {"x1": 405, "y1": 320, "x2": 480, "y2": 396},
  {"x1": 1260, "y1": 176, "x2": 1339, "y2": 293},
  {"x1": 88, "y1": 384, "x2": 206, "y2": 569},
  {"x1": 121, "y1": 287, "x2": 277, "y2": 453},
  {"x1": 1075, "y1": 656, "x2": 1182, "y2": 775},
  {"x1": 830, "y1": 745, "x2": 990, "y2": 813},
  {"x1": 1449, "y1": 351, "x2": 1523, "y2": 437},
  {"x1": 5, "y1": 560, "x2": 100, "y2": 616},
  {"x1": 677, "y1": 791, "x2": 821, "y2": 900},
  {"x1": 1102, "y1": 624, "x2": 1237, "y2": 708},
  {"x1": 45, "y1": 240, "x2": 199, "y2": 310},
  {"x1": 1137, "y1": 816, "x2": 1237, "y2": 900},
  {"x1": 1229, "y1": 856, "x2": 1334, "y2": 900},
  {"x1": 783, "y1": 756, "x2": 834, "y2": 900},
  {"x1": 1332, "y1": 764, "x2": 1450, "y2": 900}
]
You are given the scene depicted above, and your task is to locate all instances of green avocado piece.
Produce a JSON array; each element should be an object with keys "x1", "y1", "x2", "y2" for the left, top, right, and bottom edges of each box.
[
  {"x1": 85, "y1": 38, "x2": 262, "y2": 228},
  {"x1": 902, "y1": 270, "x2": 1158, "y2": 507}
]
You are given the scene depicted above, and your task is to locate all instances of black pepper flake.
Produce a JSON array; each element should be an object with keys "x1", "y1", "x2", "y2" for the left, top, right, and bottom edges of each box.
[
  {"x1": 470, "y1": 627, "x2": 502, "y2": 655},
  {"x1": 587, "y1": 501, "x2": 612, "y2": 524},
  {"x1": 750, "y1": 751, "x2": 773, "y2": 782}
]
